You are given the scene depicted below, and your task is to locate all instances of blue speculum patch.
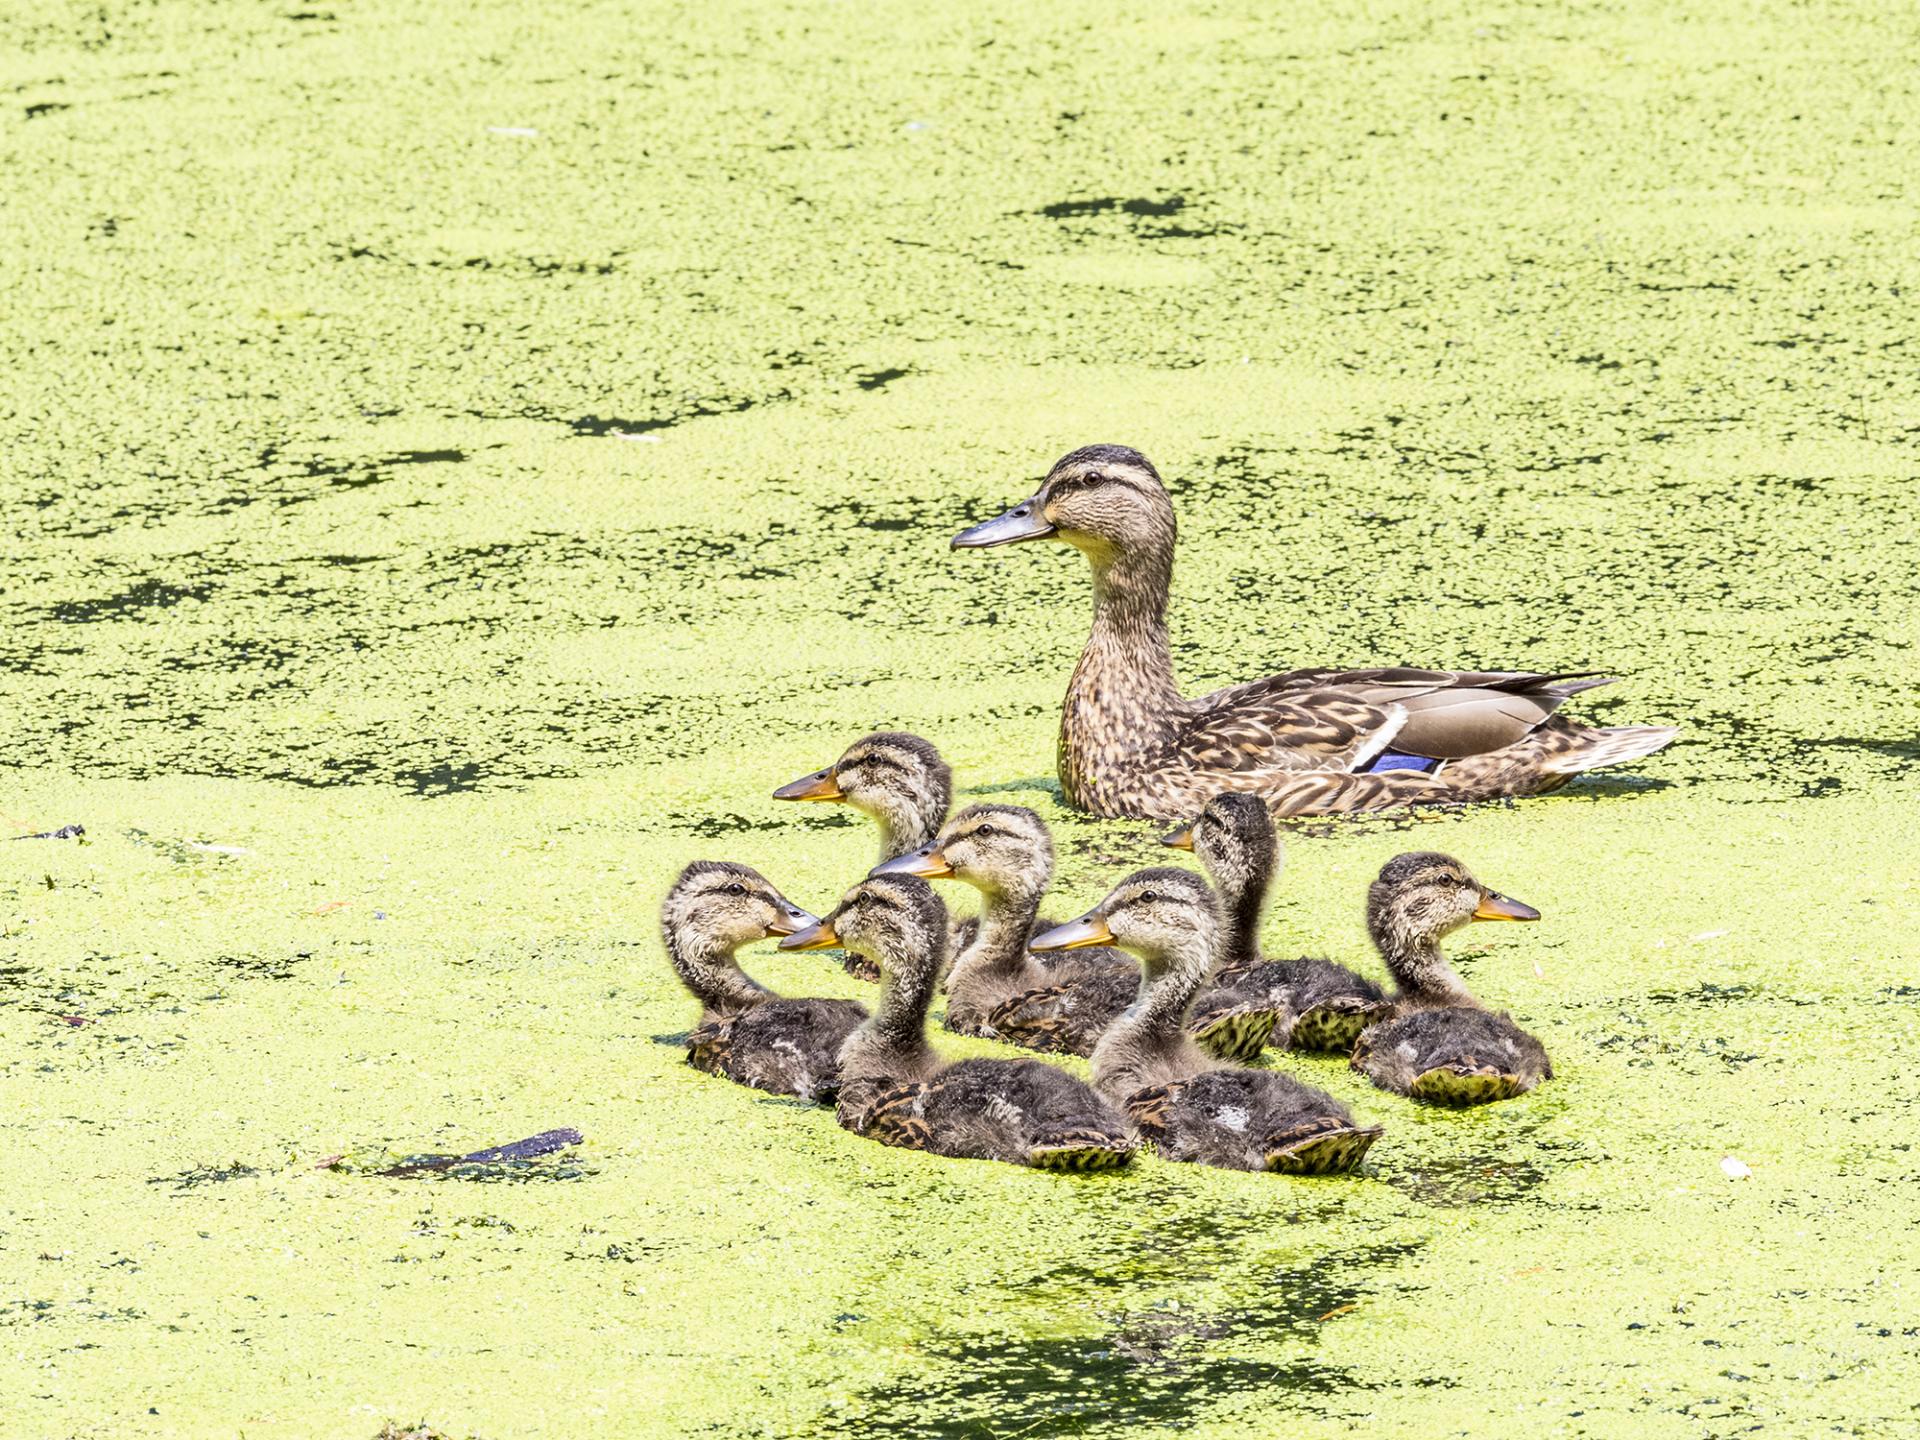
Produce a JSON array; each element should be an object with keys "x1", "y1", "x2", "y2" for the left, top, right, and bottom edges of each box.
[{"x1": 1366, "y1": 752, "x2": 1442, "y2": 774}]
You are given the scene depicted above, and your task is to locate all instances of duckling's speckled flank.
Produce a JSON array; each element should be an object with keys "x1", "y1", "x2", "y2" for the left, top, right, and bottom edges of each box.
[
  {"x1": 1350, "y1": 852, "x2": 1553, "y2": 1106},
  {"x1": 1166, "y1": 793, "x2": 1391, "y2": 1052},
  {"x1": 660, "y1": 861, "x2": 867, "y2": 1103},
  {"x1": 953, "y1": 445, "x2": 1677, "y2": 819},
  {"x1": 785, "y1": 873, "x2": 1136, "y2": 1172},
  {"x1": 1035, "y1": 868, "x2": 1382, "y2": 1175}
]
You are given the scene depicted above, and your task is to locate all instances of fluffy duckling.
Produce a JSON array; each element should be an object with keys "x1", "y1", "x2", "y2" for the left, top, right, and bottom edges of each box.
[
  {"x1": 660, "y1": 861, "x2": 868, "y2": 1103},
  {"x1": 783, "y1": 874, "x2": 1136, "y2": 1172},
  {"x1": 1164, "y1": 792, "x2": 1391, "y2": 1052},
  {"x1": 1034, "y1": 869, "x2": 1381, "y2": 1175},
  {"x1": 1350, "y1": 852, "x2": 1551, "y2": 1105},
  {"x1": 878, "y1": 804, "x2": 1280, "y2": 1061},
  {"x1": 773, "y1": 731, "x2": 951, "y2": 864}
]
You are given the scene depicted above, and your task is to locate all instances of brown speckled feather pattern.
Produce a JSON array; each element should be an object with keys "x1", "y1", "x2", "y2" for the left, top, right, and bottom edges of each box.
[
  {"x1": 1020, "y1": 449, "x2": 1677, "y2": 820},
  {"x1": 685, "y1": 998, "x2": 869, "y2": 1103}
]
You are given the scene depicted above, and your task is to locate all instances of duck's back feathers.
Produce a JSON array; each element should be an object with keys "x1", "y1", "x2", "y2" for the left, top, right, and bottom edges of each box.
[
  {"x1": 840, "y1": 1056, "x2": 1135, "y2": 1169},
  {"x1": 1353, "y1": 1007, "x2": 1550, "y2": 1105},
  {"x1": 1125, "y1": 1069, "x2": 1378, "y2": 1174},
  {"x1": 1216, "y1": 957, "x2": 1390, "y2": 1051},
  {"x1": 687, "y1": 998, "x2": 869, "y2": 1103}
]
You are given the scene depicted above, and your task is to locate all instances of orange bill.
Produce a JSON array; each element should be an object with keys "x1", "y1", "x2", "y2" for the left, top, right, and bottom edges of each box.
[
  {"x1": 1159, "y1": 823, "x2": 1196, "y2": 850},
  {"x1": 773, "y1": 768, "x2": 842, "y2": 802},
  {"x1": 779, "y1": 917, "x2": 842, "y2": 950},
  {"x1": 870, "y1": 846, "x2": 953, "y2": 880},
  {"x1": 1030, "y1": 912, "x2": 1115, "y2": 951},
  {"x1": 1473, "y1": 891, "x2": 1541, "y2": 922}
]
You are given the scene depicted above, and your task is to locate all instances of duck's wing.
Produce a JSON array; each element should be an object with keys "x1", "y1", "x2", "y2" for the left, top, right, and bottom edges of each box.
[
  {"x1": 1250, "y1": 667, "x2": 1618, "y2": 760},
  {"x1": 1176, "y1": 682, "x2": 1408, "y2": 775}
]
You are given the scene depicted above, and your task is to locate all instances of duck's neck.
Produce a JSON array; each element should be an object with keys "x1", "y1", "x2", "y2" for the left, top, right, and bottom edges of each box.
[
  {"x1": 1214, "y1": 863, "x2": 1268, "y2": 971},
  {"x1": 1060, "y1": 541, "x2": 1182, "y2": 808},
  {"x1": 947, "y1": 882, "x2": 1043, "y2": 998},
  {"x1": 859, "y1": 943, "x2": 942, "y2": 1067},
  {"x1": 1375, "y1": 931, "x2": 1477, "y2": 1008},
  {"x1": 665, "y1": 928, "x2": 771, "y2": 1017},
  {"x1": 1118, "y1": 935, "x2": 1214, "y2": 1051},
  {"x1": 868, "y1": 791, "x2": 949, "y2": 864}
]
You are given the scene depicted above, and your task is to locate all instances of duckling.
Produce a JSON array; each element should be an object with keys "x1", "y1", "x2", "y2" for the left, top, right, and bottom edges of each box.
[
  {"x1": 773, "y1": 731, "x2": 964, "y2": 981},
  {"x1": 660, "y1": 860, "x2": 868, "y2": 1103},
  {"x1": 1350, "y1": 852, "x2": 1551, "y2": 1105},
  {"x1": 1033, "y1": 869, "x2": 1382, "y2": 1175},
  {"x1": 878, "y1": 804, "x2": 1281, "y2": 1061},
  {"x1": 1163, "y1": 792, "x2": 1391, "y2": 1052},
  {"x1": 953, "y1": 444, "x2": 1677, "y2": 818},
  {"x1": 782, "y1": 874, "x2": 1136, "y2": 1172}
]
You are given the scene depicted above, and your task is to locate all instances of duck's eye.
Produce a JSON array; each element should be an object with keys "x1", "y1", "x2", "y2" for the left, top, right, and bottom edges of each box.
[
  {"x1": 1138, "y1": 890, "x2": 1159, "y2": 905},
  {"x1": 723, "y1": 883, "x2": 747, "y2": 897},
  {"x1": 973, "y1": 824, "x2": 997, "y2": 839}
]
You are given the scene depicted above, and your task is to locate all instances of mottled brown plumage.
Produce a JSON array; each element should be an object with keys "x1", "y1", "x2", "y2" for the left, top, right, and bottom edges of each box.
[
  {"x1": 1033, "y1": 868, "x2": 1381, "y2": 1175},
  {"x1": 660, "y1": 860, "x2": 866, "y2": 1103},
  {"x1": 786, "y1": 874, "x2": 1136, "y2": 1171},
  {"x1": 1350, "y1": 852, "x2": 1553, "y2": 1106},
  {"x1": 952, "y1": 444, "x2": 1677, "y2": 818}
]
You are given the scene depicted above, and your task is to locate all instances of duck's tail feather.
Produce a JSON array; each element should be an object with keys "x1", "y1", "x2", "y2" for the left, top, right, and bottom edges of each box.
[
  {"x1": 1408, "y1": 1064, "x2": 1526, "y2": 1107},
  {"x1": 1029, "y1": 1118, "x2": 1136, "y2": 1172},
  {"x1": 1265, "y1": 1124, "x2": 1384, "y2": 1176},
  {"x1": 1187, "y1": 1002, "x2": 1281, "y2": 1063}
]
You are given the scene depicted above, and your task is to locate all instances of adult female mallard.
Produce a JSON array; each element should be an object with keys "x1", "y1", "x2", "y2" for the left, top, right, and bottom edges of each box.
[
  {"x1": 660, "y1": 860, "x2": 867, "y2": 1103},
  {"x1": 952, "y1": 444, "x2": 1677, "y2": 819},
  {"x1": 1350, "y1": 852, "x2": 1552, "y2": 1105},
  {"x1": 783, "y1": 874, "x2": 1137, "y2": 1171},
  {"x1": 1033, "y1": 868, "x2": 1382, "y2": 1175}
]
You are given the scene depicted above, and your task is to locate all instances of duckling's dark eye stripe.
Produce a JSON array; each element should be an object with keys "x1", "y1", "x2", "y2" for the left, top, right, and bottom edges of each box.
[{"x1": 850, "y1": 754, "x2": 908, "y2": 776}]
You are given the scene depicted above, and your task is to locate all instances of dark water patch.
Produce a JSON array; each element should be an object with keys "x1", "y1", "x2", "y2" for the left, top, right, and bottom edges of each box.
[
  {"x1": 816, "y1": 1240, "x2": 1418, "y2": 1437},
  {"x1": 25, "y1": 101, "x2": 71, "y2": 119},
  {"x1": 856, "y1": 367, "x2": 911, "y2": 391},
  {"x1": 147, "y1": 1163, "x2": 262, "y2": 1191},
  {"x1": 216, "y1": 950, "x2": 313, "y2": 981},
  {"x1": 1647, "y1": 983, "x2": 1761, "y2": 1006},
  {"x1": 49, "y1": 579, "x2": 215, "y2": 624},
  {"x1": 8, "y1": 824, "x2": 85, "y2": 841},
  {"x1": 569, "y1": 391, "x2": 773, "y2": 436},
  {"x1": 401, "y1": 761, "x2": 485, "y2": 797},
  {"x1": 1038, "y1": 195, "x2": 1187, "y2": 220}
]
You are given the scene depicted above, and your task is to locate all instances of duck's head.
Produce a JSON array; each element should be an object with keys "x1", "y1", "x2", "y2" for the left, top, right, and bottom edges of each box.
[
  {"x1": 952, "y1": 444, "x2": 1175, "y2": 567},
  {"x1": 780, "y1": 872, "x2": 947, "y2": 982},
  {"x1": 772, "y1": 731, "x2": 952, "y2": 854},
  {"x1": 870, "y1": 803, "x2": 1052, "y2": 902},
  {"x1": 1162, "y1": 791, "x2": 1276, "y2": 895},
  {"x1": 660, "y1": 860, "x2": 818, "y2": 950},
  {"x1": 1367, "y1": 851, "x2": 1540, "y2": 954},
  {"x1": 1031, "y1": 866, "x2": 1217, "y2": 977}
]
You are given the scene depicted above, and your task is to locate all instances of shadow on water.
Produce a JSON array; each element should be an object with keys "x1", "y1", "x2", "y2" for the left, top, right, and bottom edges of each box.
[{"x1": 810, "y1": 1239, "x2": 1422, "y2": 1437}]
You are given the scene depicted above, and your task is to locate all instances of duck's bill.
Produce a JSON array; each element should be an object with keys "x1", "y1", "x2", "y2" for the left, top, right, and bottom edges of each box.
[
  {"x1": 1030, "y1": 912, "x2": 1115, "y2": 951},
  {"x1": 779, "y1": 917, "x2": 842, "y2": 950},
  {"x1": 870, "y1": 846, "x2": 953, "y2": 880},
  {"x1": 1159, "y1": 823, "x2": 1195, "y2": 850},
  {"x1": 951, "y1": 494, "x2": 1055, "y2": 549},
  {"x1": 764, "y1": 904, "x2": 820, "y2": 938},
  {"x1": 1473, "y1": 891, "x2": 1541, "y2": 922},
  {"x1": 773, "y1": 768, "x2": 842, "y2": 802}
]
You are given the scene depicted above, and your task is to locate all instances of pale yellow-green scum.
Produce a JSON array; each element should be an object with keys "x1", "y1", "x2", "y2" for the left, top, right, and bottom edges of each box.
[{"x1": 2, "y1": 1, "x2": 1917, "y2": 1436}]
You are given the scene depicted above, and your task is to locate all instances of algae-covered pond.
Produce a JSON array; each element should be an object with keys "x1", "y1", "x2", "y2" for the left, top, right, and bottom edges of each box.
[{"x1": 4, "y1": 1, "x2": 1918, "y2": 1435}]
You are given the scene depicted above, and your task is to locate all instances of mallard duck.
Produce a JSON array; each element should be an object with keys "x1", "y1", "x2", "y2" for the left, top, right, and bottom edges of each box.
[
  {"x1": 1164, "y1": 792, "x2": 1391, "y2": 1051},
  {"x1": 660, "y1": 860, "x2": 868, "y2": 1103},
  {"x1": 873, "y1": 804, "x2": 1279, "y2": 1061},
  {"x1": 952, "y1": 444, "x2": 1677, "y2": 819},
  {"x1": 1033, "y1": 868, "x2": 1382, "y2": 1175},
  {"x1": 1350, "y1": 852, "x2": 1552, "y2": 1105},
  {"x1": 782, "y1": 874, "x2": 1136, "y2": 1171}
]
